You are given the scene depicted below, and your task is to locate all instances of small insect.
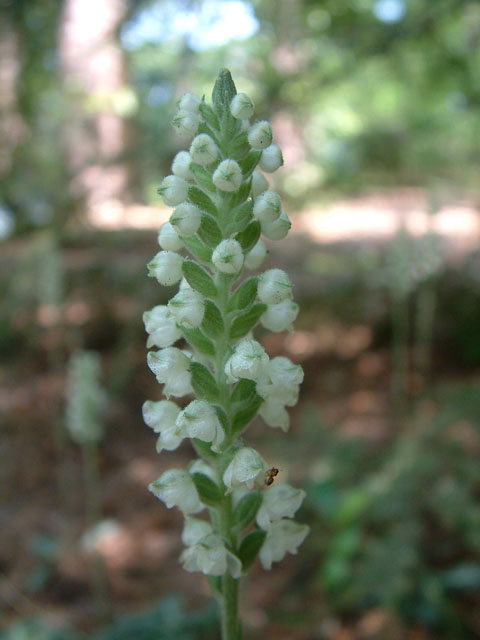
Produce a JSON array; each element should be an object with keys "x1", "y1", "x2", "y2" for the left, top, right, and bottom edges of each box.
[{"x1": 265, "y1": 467, "x2": 279, "y2": 486}]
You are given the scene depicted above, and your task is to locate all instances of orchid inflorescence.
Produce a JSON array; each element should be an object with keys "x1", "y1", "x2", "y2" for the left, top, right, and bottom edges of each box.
[{"x1": 143, "y1": 69, "x2": 308, "y2": 638}]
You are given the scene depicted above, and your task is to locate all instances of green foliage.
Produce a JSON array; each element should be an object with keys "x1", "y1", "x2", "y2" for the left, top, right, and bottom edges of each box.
[
  {"x1": 237, "y1": 529, "x2": 267, "y2": 572},
  {"x1": 305, "y1": 386, "x2": 480, "y2": 636}
]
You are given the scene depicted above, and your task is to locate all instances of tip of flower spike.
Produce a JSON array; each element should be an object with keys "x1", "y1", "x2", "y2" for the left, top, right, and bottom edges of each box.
[{"x1": 212, "y1": 68, "x2": 237, "y2": 113}]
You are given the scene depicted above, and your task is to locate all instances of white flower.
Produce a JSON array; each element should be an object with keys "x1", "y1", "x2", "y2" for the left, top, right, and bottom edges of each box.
[
  {"x1": 257, "y1": 269, "x2": 293, "y2": 304},
  {"x1": 247, "y1": 121, "x2": 273, "y2": 150},
  {"x1": 176, "y1": 400, "x2": 225, "y2": 451},
  {"x1": 258, "y1": 399, "x2": 290, "y2": 432},
  {"x1": 181, "y1": 517, "x2": 213, "y2": 546},
  {"x1": 180, "y1": 533, "x2": 242, "y2": 578},
  {"x1": 189, "y1": 459, "x2": 218, "y2": 484},
  {"x1": 230, "y1": 93, "x2": 255, "y2": 120},
  {"x1": 157, "y1": 222, "x2": 183, "y2": 251},
  {"x1": 170, "y1": 203, "x2": 202, "y2": 237},
  {"x1": 143, "y1": 305, "x2": 182, "y2": 348},
  {"x1": 261, "y1": 209, "x2": 291, "y2": 241},
  {"x1": 147, "y1": 251, "x2": 184, "y2": 286},
  {"x1": 142, "y1": 399, "x2": 184, "y2": 452},
  {"x1": 147, "y1": 348, "x2": 192, "y2": 398},
  {"x1": 213, "y1": 159, "x2": 242, "y2": 192},
  {"x1": 168, "y1": 288, "x2": 205, "y2": 329},
  {"x1": 225, "y1": 339, "x2": 269, "y2": 381},
  {"x1": 179, "y1": 92, "x2": 201, "y2": 113},
  {"x1": 172, "y1": 109, "x2": 200, "y2": 138},
  {"x1": 259, "y1": 144, "x2": 283, "y2": 173},
  {"x1": 261, "y1": 299, "x2": 299, "y2": 332},
  {"x1": 172, "y1": 150, "x2": 194, "y2": 180},
  {"x1": 189, "y1": 134, "x2": 219, "y2": 166},
  {"x1": 223, "y1": 447, "x2": 268, "y2": 491},
  {"x1": 253, "y1": 190, "x2": 281, "y2": 223},
  {"x1": 149, "y1": 469, "x2": 202, "y2": 515},
  {"x1": 256, "y1": 356, "x2": 304, "y2": 404},
  {"x1": 259, "y1": 519, "x2": 309, "y2": 570},
  {"x1": 251, "y1": 171, "x2": 269, "y2": 196},
  {"x1": 245, "y1": 239, "x2": 268, "y2": 270},
  {"x1": 212, "y1": 239, "x2": 244, "y2": 274},
  {"x1": 256, "y1": 484, "x2": 306, "y2": 531}
]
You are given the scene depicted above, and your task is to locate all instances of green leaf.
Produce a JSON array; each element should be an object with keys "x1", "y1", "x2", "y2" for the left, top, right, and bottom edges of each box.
[
  {"x1": 183, "y1": 235, "x2": 212, "y2": 263},
  {"x1": 182, "y1": 261, "x2": 217, "y2": 297},
  {"x1": 239, "y1": 150, "x2": 262, "y2": 178},
  {"x1": 226, "y1": 200, "x2": 253, "y2": 235},
  {"x1": 212, "y1": 68, "x2": 237, "y2": 114},
  {"x1": 238, "y1": 529, "x2": 267, "y2": 572},
  {"x1": 198, "y1": 214, "x2": 223, "y2": 248},
  {"x1": 199, "y1": 101, "x2": 220, "y2": 130},
  {"x1": 197, "y1": 121, "x2": 221, "y2": 147},
  {"x1": 236, "y1": 220, "x2": 261, "y2": 253},
  {"x1": 233, "y1": 492, "x2": 262, "y2": 532},
  {"x1": 191, "y1": 163, "x2": 215, "y2": 192},
  {"x1": 188, "y1": 186, "x2": 218, "y2": 217},
  {"x1": 232, "y1": 394, "x2": 264, "y2": 434},
  {"x1": 230, "y1": 378, "x2": 257, "y2": 404},
  {"x1": 214, "y1": 405, "x2": 229, "y2": 433},
  {"x1": 227, "y1": 277, "x2": 258, "y2": 312},
  {"x1": 191, "y1": 473, "x2": 222, "y2": 506},
  {"x1": 201, "y1": 300, "x2": 225, "y2": 337},
  {"x1": 229, "y1": 303, "x2": 267, "y2": 339},
  {"x1": 190, "y1": 361, "x2": 220, "y2": 402},
  {"x1": 231, "y1": 178, "x2": 252, "y2": 208},
  {"x1": 227, "y1": 132, "x2": 249, "y2": 159},
  {"x1": 181, "y1": 327, "x2": 215, "y2": 356}
]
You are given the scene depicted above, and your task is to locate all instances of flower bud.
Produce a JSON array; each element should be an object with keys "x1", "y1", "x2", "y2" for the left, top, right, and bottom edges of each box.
[
  {"x1": 172, "y1": 150, "x2": 194, "y2": 180},
  {"x1": 143, "y1": 305, "x2": 182, "y2": 348},
  {"x1": 259, "y1": 144, "x2": 283, "y2": 173},
  {"x1": 182, "y1": 517, "x2": 213, "y2": 546},
  {"x1": 172, "y1": 109, "x2": 200, "y2": 138},
  {"x1": 212, "y1": 159, "x2": 242, "y2": 192},
  {"x1": 247, "y1": 120, "x2": 273, "y2": 150},
  {"x1": 256, "y1": 484, "x2": 306, "y2": 531},
  {"x1": 168, "y1": 288, "x2": 205, "y2": 329},
  {"x1": 259, "y1": 519, "x2": 310, "y2": 570},
  {"x1": 261, "y1": 299, "x2": 299, "y2": 332},
  {"x1": 149, "y1": 469, "x2": 202, "y2": 515},
  {"x1": 189, "y1": 134, "x2": 219, "y2": 167},
  {"x1": 230, "y1": 93, "x2": 255, "y2": 120},
  {"x1": 176, "y1": 400, "x2": 225, "y2": 451},
  {"x1": 257, "y1": 269, "x2": 293, "y2": 304},
  {"x1": 223, "y1": 447, "x2": 268, "y2": 491},
  {"x1": 170, "y1": 202, "x2": 202, "y2": 237},
  {"x1": 180, "y1": 533, "x2": 242, "y2": 577},
  {"x1": 253, "y1": 190, "x2": 281, "y2": 223},
  {"x1": 251, "y1": 171, "x2": 268, "y2": 196},
  {"x1": 261, "y1": 209, "x2": 291, "y2": 240},
  {"x1": 244, "y1": 239, "x2": 268, "y2": 270},
  {"x1": 258, "y1": 398, "x2": 290, "y2": 431},
  {"x1": 179, "y1": 92, "x2": 201, "y2": 113},
  {"x1": 147, "y1": 347, "x2": 192, "y2": 398},
  {"x1": 142, "y1": 399, "x2": 184, "y2": 452},
  {"x1": 225, "y1": 339, "x2": 269, "y2": 381},
  {"x1": 158, "y1": 175, "x2": 189, "y2": 206},
  {"x1": 158, "y1": 222, "x2": 183, "y2": 251},
  {"x1": 212, "y1": 239, "x2": 244, "y2": 274},
  {"x1": 147, "y1": 251, "x2": 183, "y2": 286}
]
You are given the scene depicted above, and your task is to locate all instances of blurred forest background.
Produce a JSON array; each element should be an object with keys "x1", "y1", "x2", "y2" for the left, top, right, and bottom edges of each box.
[{"x1": 1, "y1": 0, "x2": 480, "y2": 638}]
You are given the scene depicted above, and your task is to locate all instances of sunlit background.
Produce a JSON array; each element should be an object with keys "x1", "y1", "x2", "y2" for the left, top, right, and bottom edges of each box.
[{"x1": 2, "y1": 0, "x2": 480, "y2": 639}]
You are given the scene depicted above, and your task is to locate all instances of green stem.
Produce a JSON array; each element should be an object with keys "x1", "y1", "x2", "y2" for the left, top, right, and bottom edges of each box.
[
  {"x1": 219, "y1": 493, "x2": 240, "y2": 640},
  {"x1": 391, "y1": 293, "x2": 410, "y2": 419}
]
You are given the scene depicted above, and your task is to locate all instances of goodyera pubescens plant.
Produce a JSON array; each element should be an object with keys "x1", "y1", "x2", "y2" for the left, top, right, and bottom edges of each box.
[{"x1": 143, "y1": 69, "x2": 308, "y2": 639}]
